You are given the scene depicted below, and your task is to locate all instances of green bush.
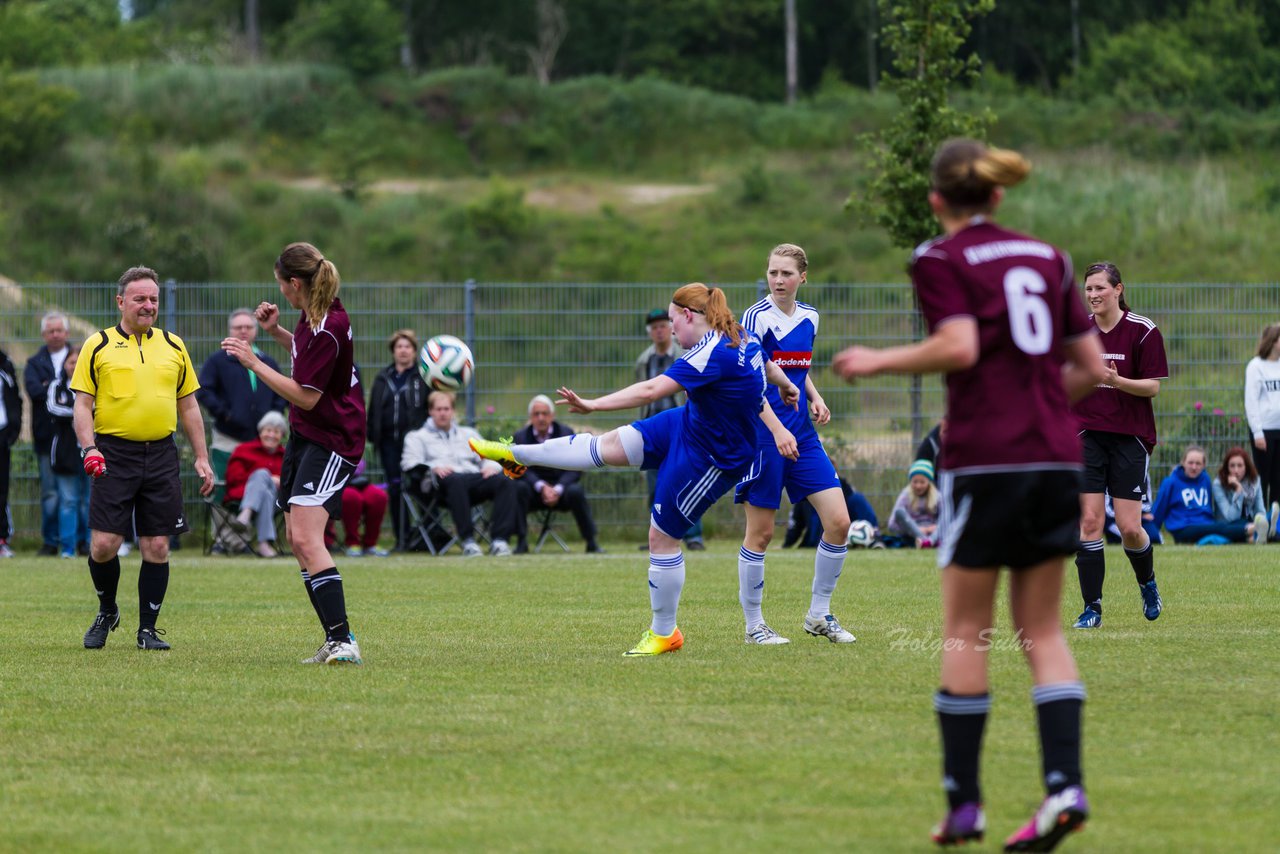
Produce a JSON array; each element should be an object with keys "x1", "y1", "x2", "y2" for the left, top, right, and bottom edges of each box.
[
  {"x1": 0, "y1": 72, "x2": 76, "y2": 167},
  {"x1": 40, "y1": 64, "x2": 356, "y2": 144},
  {"x1": 0, "y1": 0, "x2": 150, "y2": 68},
  {"x1": 283, "y1": 0, "x2": 401, "y2": 80},
  {"x1": 1072, "y1": 0, "x2": 1280, "y2": 110}
]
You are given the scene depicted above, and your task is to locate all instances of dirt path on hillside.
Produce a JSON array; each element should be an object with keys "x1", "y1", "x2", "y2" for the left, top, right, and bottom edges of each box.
[{"x1": 282, "y1": 177, "x2": 715, "y2": 210}]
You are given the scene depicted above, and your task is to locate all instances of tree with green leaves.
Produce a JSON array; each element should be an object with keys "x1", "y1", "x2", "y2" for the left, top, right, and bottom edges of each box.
[
  {"x1": 849, "y1": 0, "x2": 994, "y2": 252},
  {"x1": 848, "y1": 0, "x2": 994, "y2": 445}
]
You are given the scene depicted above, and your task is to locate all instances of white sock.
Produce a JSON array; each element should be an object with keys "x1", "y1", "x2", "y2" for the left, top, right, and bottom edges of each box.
[
  {"x1": 648, "y1": 552, "x2": 685, "y2": 636},
  {"x1": 515, "y1": 434, "x2": 608, "y2": 470},
  {"x1": 738, "y1": 546, "x2": 766, "y2": 628},
  {"x1": 808, "y1": 539, "x2": 848, "y2": 620}
]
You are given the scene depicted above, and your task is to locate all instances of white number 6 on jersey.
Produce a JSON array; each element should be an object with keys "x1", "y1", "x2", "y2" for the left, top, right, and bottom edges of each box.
[{"x1": 1004, "y1": 266, "x2": 1051, "y2": 355}]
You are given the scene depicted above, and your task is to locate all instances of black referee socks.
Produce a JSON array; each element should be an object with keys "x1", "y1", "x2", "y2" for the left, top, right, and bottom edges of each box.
[
  {"x1": 138, "y1": 561, "x2": 170, "y2": 630},
  {"x1": 88, "y1": 555, "x2": 121, "y2": 615}
]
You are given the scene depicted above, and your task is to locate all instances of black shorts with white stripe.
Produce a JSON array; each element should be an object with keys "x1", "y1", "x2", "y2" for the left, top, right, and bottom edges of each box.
[
  {"x1": 1080, "y1": 429, "x2": 1150, "y2": 499},
  {"x1": 277, "y1": 435, "x2": 358, "y2": 519},
  {"x1": 937, "y1": 469, "x2": 1083, "y2": 571}
]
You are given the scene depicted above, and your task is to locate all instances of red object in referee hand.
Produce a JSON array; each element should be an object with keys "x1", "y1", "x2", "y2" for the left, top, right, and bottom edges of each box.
[{"x1": 83, "y1": 455, "x2": 107, "y2": 478}]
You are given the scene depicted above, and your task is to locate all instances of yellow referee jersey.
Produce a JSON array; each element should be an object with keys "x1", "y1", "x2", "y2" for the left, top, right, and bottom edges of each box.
[{"x1": 70, "y1": 324, "x2": 200, "y2": 441}]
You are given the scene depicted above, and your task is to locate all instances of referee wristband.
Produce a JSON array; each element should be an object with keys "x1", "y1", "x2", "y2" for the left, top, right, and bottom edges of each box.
[{"x1": 80, "y1": 445, "x2": 98, "y2": 459}]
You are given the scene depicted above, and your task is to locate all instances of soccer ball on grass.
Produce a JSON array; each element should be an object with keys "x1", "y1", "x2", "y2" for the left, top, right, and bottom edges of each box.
[
  {"x1": 418, "y1": 335, "x2": 475, "y2": 391},
  {"x1": 846, "y1": 519, "x2": 878, "y2": 548}
]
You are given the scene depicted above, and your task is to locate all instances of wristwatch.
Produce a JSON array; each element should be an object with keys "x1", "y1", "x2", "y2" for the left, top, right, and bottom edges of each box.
[{"x1": 80, "y1": 445, "x2": 98, "y2": 459}]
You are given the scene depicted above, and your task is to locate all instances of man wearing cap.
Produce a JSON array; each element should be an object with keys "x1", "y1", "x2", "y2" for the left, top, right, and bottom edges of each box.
[{"x1": 633, "y1": 308, "x2": 704, "y2": 550}]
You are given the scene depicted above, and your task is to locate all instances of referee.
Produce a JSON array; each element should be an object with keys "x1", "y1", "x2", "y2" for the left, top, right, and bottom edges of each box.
[{"x1": 72, "y1": 266, "x2": 215, "y2": 651}]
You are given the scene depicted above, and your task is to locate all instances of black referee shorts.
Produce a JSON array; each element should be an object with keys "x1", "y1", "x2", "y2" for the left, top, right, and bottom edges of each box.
[
  {"x1": 90, "y1": 434, "x2": 190, "y2": 537},
  {"x1": 937, "y1": 469, "x2": 1082, "y2": 571},
  {"x1": 1081, "y1": 429, "x2": 1150, "y2": 499}
]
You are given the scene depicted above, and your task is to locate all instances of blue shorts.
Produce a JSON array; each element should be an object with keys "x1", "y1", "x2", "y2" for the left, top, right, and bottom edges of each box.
[
  {"x1": 633, "y1": 409, "x2": 756, "y2": 539},
  {"x1": 735, "y1": 430, "x2": 841, "y2": 509}
]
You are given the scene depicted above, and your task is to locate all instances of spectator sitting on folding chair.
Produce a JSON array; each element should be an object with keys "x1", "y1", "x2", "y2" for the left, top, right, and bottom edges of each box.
[
  {"x1": 400, "y1": 390, "x2": 518, "y2": 558},
  {"x1": 511, "y1": 394, "x2": 602, "y2": 554},
  {"x1": 224, "y1": 411, "x2": 287, "y2": 558}
]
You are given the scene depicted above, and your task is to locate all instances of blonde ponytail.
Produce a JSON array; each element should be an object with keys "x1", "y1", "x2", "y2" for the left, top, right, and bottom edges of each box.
[
  {"x1": 931, "y1": 138, "x2": 1032, "y2": 212},
  {"x1": 275, "y1": 242, "x2": 340, "y2": 331}
]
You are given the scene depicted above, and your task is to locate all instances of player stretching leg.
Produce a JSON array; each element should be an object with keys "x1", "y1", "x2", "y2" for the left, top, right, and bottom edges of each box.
[{"x1": 472, "y1": 283, "x2": 799, "y2": 657}]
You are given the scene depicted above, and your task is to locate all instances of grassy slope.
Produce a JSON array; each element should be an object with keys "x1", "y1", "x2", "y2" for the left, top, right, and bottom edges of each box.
[
  {"x1": 2, "y1": 544, "x2": 1274, "y2": 851},
  {"x1": 6, "y1": 66, "x2": 1280, "y2": 283}
]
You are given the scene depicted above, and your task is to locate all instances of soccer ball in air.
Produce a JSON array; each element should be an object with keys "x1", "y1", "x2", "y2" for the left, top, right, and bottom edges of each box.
[
  {"x1": 846, "y1": 519, "x2": 877, "y2": 548},
  {"x1": 418, "y1": 335, "x2": 474, "y2": 391}
]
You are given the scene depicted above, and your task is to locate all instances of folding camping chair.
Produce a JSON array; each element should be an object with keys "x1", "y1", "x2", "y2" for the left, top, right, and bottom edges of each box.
[{"x1": 531, "y1": 506, "x2": 571, "y2": 554}]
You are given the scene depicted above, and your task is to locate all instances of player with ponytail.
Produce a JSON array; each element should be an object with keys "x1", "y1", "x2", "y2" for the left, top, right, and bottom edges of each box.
[
  {"x1": 735, "y1": 242, "x2": 857, "y2": 647},
  {"x1": 471, "y1": 282, "x2": 801, "y2": 657},
  {"x1": 834, "y1": 138, "x2": 1106, "y2": 851},
  {"x1": 221, "y1": 241, "x2": 367, "y2": 666}
]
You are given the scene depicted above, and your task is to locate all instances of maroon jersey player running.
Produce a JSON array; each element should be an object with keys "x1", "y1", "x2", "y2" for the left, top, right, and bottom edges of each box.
[
  {"x1": 222, "y1": 242, "x2": 366, "y2": 666},
  {"x1": 1069, "y1": 261, "x2": 1168, "y2": 630},
  {"x1": 833, "y1": 139, "x2": 1106, "y2": 853}
]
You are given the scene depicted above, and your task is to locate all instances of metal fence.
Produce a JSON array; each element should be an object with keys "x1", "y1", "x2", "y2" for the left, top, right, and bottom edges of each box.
[{"x1": 4, "y1": 280, "x2": 1278, "y2": 544}]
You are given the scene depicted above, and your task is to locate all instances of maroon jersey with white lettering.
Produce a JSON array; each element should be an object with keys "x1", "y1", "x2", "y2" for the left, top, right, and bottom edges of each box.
[
  {"x1": 912, "y1": 219, "x2": 1095, "y2": 473},
  {"x1": 288, "y1": 297, "x2": 367, "y2": 458},
  {"x1": 1070, "y1": 311, "x2": 1167, "y2": 451}
]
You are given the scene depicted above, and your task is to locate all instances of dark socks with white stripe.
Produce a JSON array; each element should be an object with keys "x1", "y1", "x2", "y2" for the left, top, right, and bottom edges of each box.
[
  {"x1": 1033, "y1": 682, "x2": 1085, "y2": 794},
  {"x1": 300, "y1": 569, "x2": 325, "y2": 624},
  {"x1": 1075, "y1": 539, "x2": 1105, "y2": 611},
  {"x1": 936, "y1": 690, "x2": 991, "y2": 808},
  {"x1": 307, "y1": 567, "x2": 350, "y2": 642},
  {"x1": 1125, "y1": 540, "x2": 1155, "y2": 585}
]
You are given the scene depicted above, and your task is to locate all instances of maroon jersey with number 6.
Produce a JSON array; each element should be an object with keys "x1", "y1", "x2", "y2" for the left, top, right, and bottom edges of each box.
[
  {"x1": 288, "y1": 297, "x2": 367, "y2": 459},
  {"x1": 1070, "y1": 312, "x2": 1167, "y2": 452},
  {"x1": 911, "y1": 219, "x2": 1095, "y2": 473}
]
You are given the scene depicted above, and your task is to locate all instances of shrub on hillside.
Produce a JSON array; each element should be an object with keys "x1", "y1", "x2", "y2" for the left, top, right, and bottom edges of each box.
[
  {"x1": 283, "y1": 0, "x2": 401, "y2": 80},
  {"x1": 0, "y1": 73, "x2": 76, "y2": 167},
  {"x1": 0, "y1": 0, "x2": 156, "y2": 68},
  {"x1": 41, "y1": 64, "x2": 357, "y2": 144},
  {"x1": 1072, "y1": 0, "x2": 1280, "y2": 110}
]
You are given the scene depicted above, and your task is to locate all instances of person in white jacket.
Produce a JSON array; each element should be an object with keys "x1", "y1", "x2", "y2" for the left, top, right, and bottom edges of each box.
[
  {"x1": 1244, "y1": 322, "x2": 1280, "y2": 532},
  {"x1": 400, "y1": 391, "x2": 517, "y2": 557}
]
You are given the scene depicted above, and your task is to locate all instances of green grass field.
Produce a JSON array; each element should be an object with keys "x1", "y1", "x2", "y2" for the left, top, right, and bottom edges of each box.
[{"x1": 2, "y1": 543, "x2": 1275, "y2": 852}]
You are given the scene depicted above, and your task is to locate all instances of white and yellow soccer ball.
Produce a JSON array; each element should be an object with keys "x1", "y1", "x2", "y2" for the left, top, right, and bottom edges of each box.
[
  {"x1": 418, "y1": 334, "x2": 475, "y2": 391},
  {"x1": 846, "y1": 519, "x2": 877, "y2": 548}
]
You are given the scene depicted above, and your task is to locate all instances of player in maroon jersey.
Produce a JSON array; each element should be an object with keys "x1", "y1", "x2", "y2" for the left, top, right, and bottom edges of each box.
[
  {"x1": 833, "y1": 139, "x2": 1106, "y2": 853},
  {"x1": 1069, "y1": 262, "x2": 1169, "y2": 629},
  {"x1": 222, "y1": 242, "x2": 366, "y2": 666}
]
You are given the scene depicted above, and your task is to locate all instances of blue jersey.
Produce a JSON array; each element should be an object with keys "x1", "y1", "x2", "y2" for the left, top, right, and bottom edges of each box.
[
  {"x1": 663, "y1": 330, "x2": 767, "y2": 471},
  {"x1": 741, "y1": 296, "x2": 819, "y2": 439}
]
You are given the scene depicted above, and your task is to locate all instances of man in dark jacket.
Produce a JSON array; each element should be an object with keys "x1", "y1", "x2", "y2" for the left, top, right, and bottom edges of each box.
[
  {"x1": 511, "y1": 394, "x2": 601, "y2": 554},
  {"x1": 196, "y1": 308, "x2": 286, "y2": 475},
  {"x1": 0, "y1": 345, "x2": 24, "y2": 557},
  {"x1": 367, "y1": 329, "x2": 429, "y2": 550},
  {"x1": 23, "y1": 311, "x2": 70, "y2": 555}
]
